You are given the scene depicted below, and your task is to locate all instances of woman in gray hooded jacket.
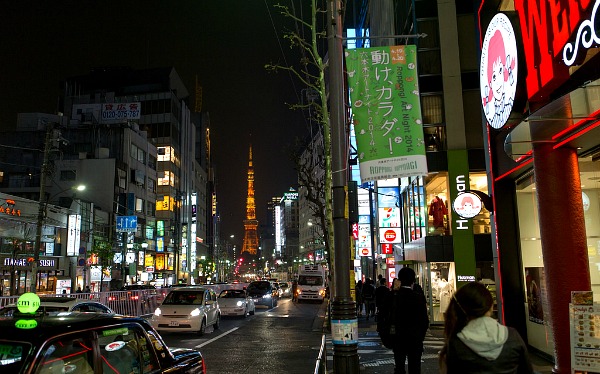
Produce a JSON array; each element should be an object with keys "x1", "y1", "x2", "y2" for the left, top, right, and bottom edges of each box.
[{"x1": 439, "y1": 282, "x2": 533, "y2": 374}]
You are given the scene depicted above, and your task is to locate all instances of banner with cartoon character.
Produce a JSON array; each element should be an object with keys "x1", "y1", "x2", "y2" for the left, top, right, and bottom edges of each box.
[{"x1": 345, "y1": 45, "x2": 428, "y2": 182}]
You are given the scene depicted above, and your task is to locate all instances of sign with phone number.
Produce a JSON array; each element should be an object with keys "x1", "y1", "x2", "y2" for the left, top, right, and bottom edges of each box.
[{"x1": 101, "y1": 102, "x2": 141, "y2": 122}]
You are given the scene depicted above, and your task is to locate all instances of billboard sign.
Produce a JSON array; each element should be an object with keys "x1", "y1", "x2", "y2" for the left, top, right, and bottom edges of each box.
[
  {"x1": 379, "y1": 228, "x2": 402, "y2": 244},
  {"x1": 100, "y1": 102, "x2": 141, "y2": 123}
]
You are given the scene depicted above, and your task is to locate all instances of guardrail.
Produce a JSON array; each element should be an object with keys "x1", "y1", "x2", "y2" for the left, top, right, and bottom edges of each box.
[
  {"x1": 314, "y1": 334, "x2": 327, "y2": 374},
  {"x1": 0, "y1": 289, "x2": 167, "y2": 317}
]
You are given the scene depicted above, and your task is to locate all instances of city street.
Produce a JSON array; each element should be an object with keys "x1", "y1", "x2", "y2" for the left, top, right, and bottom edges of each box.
[{"x1": 159, "y1": 297, "x2": 326, "y2": 373}]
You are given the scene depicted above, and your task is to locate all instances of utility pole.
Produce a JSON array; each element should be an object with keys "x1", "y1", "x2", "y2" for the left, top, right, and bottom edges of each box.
[
  {"x1": 31, "y1": 123, "x2": 54, "y2": 293},
  {"x1": 328, "y1": 1, "x2": 359, "y2": 372}
]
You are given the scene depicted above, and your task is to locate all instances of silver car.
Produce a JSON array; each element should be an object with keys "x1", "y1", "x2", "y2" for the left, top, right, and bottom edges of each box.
[{"x1": 151, "y1": 286, "x2": 221, "y2": 336}]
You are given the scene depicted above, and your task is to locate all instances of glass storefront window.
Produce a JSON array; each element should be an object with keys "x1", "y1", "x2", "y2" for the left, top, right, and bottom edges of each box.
[
  {"x1": 426, "y1": 262, "x2": 456, "y2": 323},
  {"x1": 515, "y1": 156, "x2": 600, "y2": 356}
]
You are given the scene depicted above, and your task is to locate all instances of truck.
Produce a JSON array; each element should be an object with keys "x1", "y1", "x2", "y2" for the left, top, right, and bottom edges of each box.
[{"x1": 296, "y1": 264, "x2": 327, "y2": 303}]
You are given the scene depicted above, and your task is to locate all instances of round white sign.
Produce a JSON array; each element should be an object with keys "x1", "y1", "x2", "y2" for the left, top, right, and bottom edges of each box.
[
  {"x1": 453, "y1": 192, "x2": 483, "y2": 219},
  {"x1": 480, "y1": 13, "x2": 518, "y2": 129}
]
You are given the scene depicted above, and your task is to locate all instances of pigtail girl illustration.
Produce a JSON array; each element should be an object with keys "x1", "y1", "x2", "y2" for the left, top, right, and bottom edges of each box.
[
  {"x1": 480, "y1": 13, "x2": 518, "y2": 130},
  {"x1": 482, "y1": 30, "x2": 516, "y2": 129}
]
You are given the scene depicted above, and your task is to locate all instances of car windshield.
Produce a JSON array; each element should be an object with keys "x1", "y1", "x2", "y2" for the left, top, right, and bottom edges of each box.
[
  {"x1": 247, "y1": 282, "x2": 270, "y2": 291},
  {"x1": 219, "y1": 290, "x2": 245, "y2": 299},
  {"x1": 0, "y1": 341, "x2": 31, "y2": 371},
  {"x1": 163, "y1": 291, "x2": 204, "y2": 305},
  {"x1": 280, "y1": 283, "x2": 288, "y2": 289},
  {"x1": 298, "y1": 276, "x2": 322, "y2": 286}
]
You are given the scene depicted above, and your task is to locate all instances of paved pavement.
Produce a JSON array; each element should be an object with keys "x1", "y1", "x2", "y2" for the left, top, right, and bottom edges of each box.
[{"x1": 321, "y1": 308, "x2": 555, "y2": 373}]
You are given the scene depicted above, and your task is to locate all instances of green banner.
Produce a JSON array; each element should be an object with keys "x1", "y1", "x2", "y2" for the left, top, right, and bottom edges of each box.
[
  {"x1": 346, "y1": 45, "x2": 428, "y2": 182},
  {"x1": 447, "y1": 150, "x2": 476, "y2": 288}
]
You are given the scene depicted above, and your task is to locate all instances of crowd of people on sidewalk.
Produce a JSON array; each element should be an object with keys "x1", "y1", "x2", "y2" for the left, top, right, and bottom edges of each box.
[{"x1": 356, "y1": 269, "x2": 533, "y2": 374}]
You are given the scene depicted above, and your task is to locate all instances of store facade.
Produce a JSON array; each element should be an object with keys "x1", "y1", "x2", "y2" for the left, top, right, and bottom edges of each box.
[{"x1": 480, "y1": 1, "x2": 600, "y2": 371}]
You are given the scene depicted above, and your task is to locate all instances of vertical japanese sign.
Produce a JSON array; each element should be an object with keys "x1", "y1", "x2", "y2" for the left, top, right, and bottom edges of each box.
[{"x1": 346, "y1": 45, "x2": 428, "y2": 182}]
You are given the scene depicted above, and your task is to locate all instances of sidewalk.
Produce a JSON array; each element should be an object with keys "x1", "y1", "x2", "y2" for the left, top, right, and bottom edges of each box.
[{"x1": 322, "y1": 310, "x2": 555, "y2": 373}]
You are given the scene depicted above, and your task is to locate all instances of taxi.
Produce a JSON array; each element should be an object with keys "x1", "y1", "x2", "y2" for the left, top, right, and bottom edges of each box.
[{"x1": 0, "y1": 293, "x2": 206, "y2": 373}]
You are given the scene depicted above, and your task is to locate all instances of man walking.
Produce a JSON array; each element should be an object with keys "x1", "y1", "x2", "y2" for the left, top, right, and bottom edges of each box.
[{"x1": 387, "y1": 267, "x2": 429, "y2": 374}]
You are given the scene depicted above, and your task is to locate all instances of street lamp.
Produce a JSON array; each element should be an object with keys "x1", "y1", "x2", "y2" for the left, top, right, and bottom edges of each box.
[{"x1": 31, "y1": 184, "x2": 86, "y2": 293}]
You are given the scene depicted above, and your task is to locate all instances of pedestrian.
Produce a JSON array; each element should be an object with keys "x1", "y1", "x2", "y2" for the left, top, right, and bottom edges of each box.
[
  {"x1": 291, "y1": 280, "x2": 298, "y2": 302},
  {"x1": 362, "y1": 278, "x2": 376, "y2": 319},
  {"x1": 374, "y1": 278, "x2": 390, "y2": 320},
  {"x1": 439, "y1": 281, "x2": 533, "y2": 373},
  {"x1": 355, "y1": 280, "x2": 363, "y2": 316},
  {"x1": 75, "y1": 286, "x2": 82, "y2": 293},
  {"x1": 84, "y1": 286, "x2": 91, "y2": 293},
  {"x1": 385, "y1": 267, "x2": 429, "y2": 374}
]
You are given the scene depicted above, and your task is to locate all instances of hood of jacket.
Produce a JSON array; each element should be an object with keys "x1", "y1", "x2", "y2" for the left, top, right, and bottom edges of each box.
[{"x1": 457, "y1": 316, "x2": 508, "y2": 360}]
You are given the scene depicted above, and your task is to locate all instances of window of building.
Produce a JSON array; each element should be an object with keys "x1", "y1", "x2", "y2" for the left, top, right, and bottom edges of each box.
[
  {"x1": 136, "y1": 198, "x2": 144, "y2": 213},
  {"x1": 60, "y1": 170, "x2": 76, "y2": 181}
]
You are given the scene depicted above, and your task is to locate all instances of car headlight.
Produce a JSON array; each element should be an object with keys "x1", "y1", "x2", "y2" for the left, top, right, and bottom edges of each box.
[
  {"x1": 154, "y1": 307, "x2": 162, "y2": 316},
  {"x1": 262, "y1": 294, "x2": 272, "y2": 299},
  {"x1": 319, "y1": 289, "x2": 326, "y2": 296},
  {"x1": 236, "y1": 301, "x2": 244, "y2": 307},
  {"x1": 190, "y1": 308, "x2": 201, "y2": 317}
]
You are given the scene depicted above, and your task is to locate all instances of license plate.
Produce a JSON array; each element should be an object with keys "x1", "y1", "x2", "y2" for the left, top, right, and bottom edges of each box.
[{"x1": 169, "y1": 321, "x2": 179, "y2": 327}]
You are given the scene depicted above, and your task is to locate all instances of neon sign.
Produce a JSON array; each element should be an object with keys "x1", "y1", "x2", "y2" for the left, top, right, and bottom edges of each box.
[
  {"x1": 563, "y1": 0, "x2": 600, "y2": 66},
  {"x1": 515, "y1": 0, "x2": 594, "y2": 100}
]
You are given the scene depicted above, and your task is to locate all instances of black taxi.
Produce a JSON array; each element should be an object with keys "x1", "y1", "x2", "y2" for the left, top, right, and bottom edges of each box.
[{"x1": 0, "y1": 293, "x2": 206, "y2": 373}]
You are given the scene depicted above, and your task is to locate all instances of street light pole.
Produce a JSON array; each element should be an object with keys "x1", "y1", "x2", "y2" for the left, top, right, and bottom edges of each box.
[
  {"x1": 328, "y1": 0, "x2": 359, "y2": 372},
  {"x1": 30, "y1": 123, "x2": 54, "y2": 293}
]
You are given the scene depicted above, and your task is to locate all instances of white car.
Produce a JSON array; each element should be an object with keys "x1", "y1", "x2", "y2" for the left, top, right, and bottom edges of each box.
[
  {"x1": 151, "y1": 286, "x2": 220, "y2": 336},
  {"x1": 0, "y1": 296, "x2": 114, "y2": 316},
  {"x1": 218, "y1": 289, "x2": 256, "y2": 317}
]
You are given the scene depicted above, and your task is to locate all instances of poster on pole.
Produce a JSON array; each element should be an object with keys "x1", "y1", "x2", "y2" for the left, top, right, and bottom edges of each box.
[{"x1": 346, "y1": 45, "x2": 428, "y2": 182}]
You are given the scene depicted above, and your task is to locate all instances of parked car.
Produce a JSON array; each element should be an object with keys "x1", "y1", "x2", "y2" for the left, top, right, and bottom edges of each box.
[
  {"x1": 151, "y1": 286, "x2": 220, "y2": 336},
  {"x1": 0, "y1": 294, "x2": 206, "y2": 373},
  {"x1": 218, "y1": 289, "x2": 255, "y2": 317},
  {"x1": 0, "y1": 296, "x2": 114, "y2": 316},
  {"x1": 247, "y1": 280, "x2": 278, "y2": 308}
]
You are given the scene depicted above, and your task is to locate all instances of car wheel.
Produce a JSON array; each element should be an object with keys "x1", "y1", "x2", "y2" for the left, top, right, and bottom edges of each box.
[
  {"x1": 214, "y1": 313, "x2": 220, "y2": 330},
  {"x1": 197, "y1": 318, "x2": 206, "y2": 336}
]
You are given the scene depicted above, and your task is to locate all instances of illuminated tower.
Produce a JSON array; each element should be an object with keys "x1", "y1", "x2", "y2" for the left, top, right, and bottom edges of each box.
[{"x1": 241, "y1": 145, "x2": 259, "y2": 255}]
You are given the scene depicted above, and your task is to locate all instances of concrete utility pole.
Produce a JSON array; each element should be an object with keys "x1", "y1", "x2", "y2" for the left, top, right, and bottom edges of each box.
[
  {"x1": 328, "y1": 1, "x2": 359, "y2": 372},
  {"x1": 31, "y1": 123, "x2": 54, "y2": 293}
]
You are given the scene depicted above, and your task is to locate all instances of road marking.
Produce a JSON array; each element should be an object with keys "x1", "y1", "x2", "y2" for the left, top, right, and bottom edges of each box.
[{"x1": 195, "y1": 327, "x2": 239, "y2": 348}]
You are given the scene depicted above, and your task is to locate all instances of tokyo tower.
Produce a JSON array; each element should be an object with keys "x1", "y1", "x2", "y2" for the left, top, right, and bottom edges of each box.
[{"x1": 241, "y1": 145, "x2": 259, "y2": 255}]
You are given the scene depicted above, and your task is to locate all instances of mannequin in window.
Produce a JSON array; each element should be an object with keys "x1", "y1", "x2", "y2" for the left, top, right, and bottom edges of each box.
[{"x1": 429, "y1": 196, "x2": 448, "y2": 235}]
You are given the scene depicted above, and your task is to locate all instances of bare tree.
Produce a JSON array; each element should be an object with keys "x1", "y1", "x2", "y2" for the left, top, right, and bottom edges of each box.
[{"x1": 266, "y1": 0, "x2": 335, "y2": 263}]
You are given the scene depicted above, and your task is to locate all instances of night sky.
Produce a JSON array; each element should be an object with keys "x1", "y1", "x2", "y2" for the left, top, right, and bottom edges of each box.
[{"x1": 0, "y1": 1, "x2": 310, "y2": 242}]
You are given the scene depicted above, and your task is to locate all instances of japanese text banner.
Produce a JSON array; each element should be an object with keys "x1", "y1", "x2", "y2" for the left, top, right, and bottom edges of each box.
[{"x1": 346, "y1": 45, "x2": 428, "y2": 182}]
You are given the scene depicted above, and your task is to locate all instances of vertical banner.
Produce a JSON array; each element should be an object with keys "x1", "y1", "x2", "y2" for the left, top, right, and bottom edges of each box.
[{"x1": 346, "y1": 45, "x2": 428, "y2": 182}]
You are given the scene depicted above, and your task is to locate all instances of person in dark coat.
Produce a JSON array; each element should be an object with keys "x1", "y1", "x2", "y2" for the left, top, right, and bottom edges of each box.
[
  {"x1": 386, "y1": 267, "x2": 429, "y2": 374},
  {"x1": 362, "y1": 278, "x2": 376, "y2": 319},
  {"x1": 439, "y1": 281, "x2": 533, "y2": 374},
  {"x1": 355, "y1": 280, "x2": 363, "y2": 316},
  {"x1": 374, "y1": 278, "x2": 390, "y2": 320}
]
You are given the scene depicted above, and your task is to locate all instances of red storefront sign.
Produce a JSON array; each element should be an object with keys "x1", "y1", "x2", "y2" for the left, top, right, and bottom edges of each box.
[
  {"x1": 381, "y1": 243, "x2": 393, "y2": 254},
  {"x1": 514, "y1": 0, "x2": 596, "y2": 101}
]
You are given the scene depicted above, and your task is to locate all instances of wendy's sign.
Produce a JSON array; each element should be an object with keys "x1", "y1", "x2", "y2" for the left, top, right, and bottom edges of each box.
[
  {"x1": 514, "y1": 0, "x2": 596, "y2": 101},
  {"x1": 480, "y1": 13, "x2": 518, "y2": 129}
]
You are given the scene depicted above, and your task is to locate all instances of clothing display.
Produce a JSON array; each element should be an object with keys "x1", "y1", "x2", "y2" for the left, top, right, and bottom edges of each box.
[{"x1": 428, "y1": 196, "x2": 448, "y2": 229}]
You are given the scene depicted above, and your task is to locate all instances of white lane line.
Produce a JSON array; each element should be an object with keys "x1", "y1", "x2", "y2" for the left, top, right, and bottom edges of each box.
[{"x1": 195, "y1": 327, "x2": 239, "y2": 349}]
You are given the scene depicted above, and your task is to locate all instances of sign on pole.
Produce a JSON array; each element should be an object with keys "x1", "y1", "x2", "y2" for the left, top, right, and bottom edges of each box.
[
  {"x1": 346, "y1": 45, "x2": 428, "y2": 182},
  {"x1": 116, "y1": 216, "x2": 137, "y2": 232}
]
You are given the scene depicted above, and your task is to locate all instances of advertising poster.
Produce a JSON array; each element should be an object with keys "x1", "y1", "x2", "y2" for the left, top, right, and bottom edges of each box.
[
  {"x1": 570, "y1": 292, "x2": 600, "y2": 372},
  {"x1": 346, "y1": 45, "x2": 428, "y2": 182},
  {"x1": 525, "y1": 267, "x2": 545, "y2": 324}
]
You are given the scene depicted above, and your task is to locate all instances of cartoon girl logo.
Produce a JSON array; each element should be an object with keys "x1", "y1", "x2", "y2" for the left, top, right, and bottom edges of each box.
[
  {"x1": 480, "y1": 13, "x2": 518, "y2": 129},
  {"x1": 452, "y1": 193, "x2": 482, "y2": 219}
]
